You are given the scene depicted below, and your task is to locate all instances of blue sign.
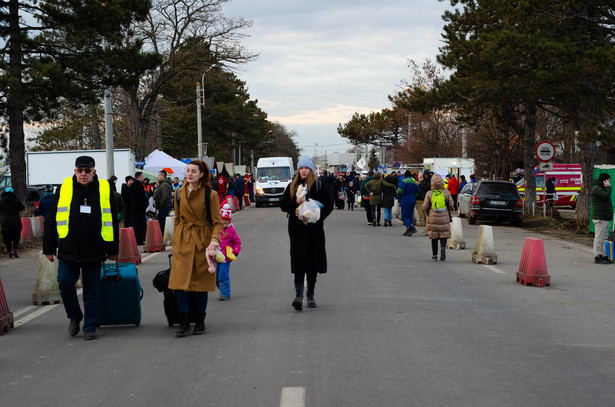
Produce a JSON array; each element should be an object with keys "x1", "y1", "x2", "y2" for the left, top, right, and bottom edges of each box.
[
  {"x1": 136, "y1": 160, "x2": 145, "y2": 167},
  {"x1": 392, "y1": 161, "x2": 401, "y2": 169}
]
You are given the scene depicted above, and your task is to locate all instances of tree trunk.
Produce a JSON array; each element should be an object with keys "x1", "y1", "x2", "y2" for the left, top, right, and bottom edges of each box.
[
  {"x1": 8, "y1": 0, "x2": 26, "y2": 205},
  {"x1": 523, "y1": 102, "x2": 537, "y2": 214},
  {"x1": 575, "y1": 138, "x2": 596, "y2": 226},
  {"x1": 90, "y1": 102, "x2": 102, "y2": 149}
]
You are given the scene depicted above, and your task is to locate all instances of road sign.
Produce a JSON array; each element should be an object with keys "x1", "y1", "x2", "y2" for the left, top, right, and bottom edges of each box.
[
  {"x1": 539, "y1": 161, "x2": 553, "y2": 172},
  {"x1": 392, "y1": 161, "x2": 401, "y2": 169},
  {"x1": 535, "y1": 141, "x2": 556, "y2": 162}
]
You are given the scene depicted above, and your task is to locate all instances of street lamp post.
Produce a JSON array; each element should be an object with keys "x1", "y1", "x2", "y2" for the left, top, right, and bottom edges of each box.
[{"x1": 196, "y1": 65, "x2": 217, "y2": 161}]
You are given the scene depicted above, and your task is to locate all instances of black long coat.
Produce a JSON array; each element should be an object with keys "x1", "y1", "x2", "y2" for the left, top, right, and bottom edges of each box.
[
  {"x1": 280, "y1": 179, "x2": 334, "y2": 275},
  {"x1": 128, "y1": 180, "x2": 149, "y2": 244},
  {"x1": 0, "y1": 191, "x2": 25, "y2": 232}
]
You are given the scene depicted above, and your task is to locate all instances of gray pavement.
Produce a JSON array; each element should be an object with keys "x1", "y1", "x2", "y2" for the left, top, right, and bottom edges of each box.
[{"x1": 1, "y1": 206, "x2": 615, "y2": 406}]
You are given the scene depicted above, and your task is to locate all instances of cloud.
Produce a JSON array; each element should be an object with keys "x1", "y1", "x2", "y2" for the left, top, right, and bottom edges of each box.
[{"x1": 268, "y1": 104, "x2": 377, "y2": 125}]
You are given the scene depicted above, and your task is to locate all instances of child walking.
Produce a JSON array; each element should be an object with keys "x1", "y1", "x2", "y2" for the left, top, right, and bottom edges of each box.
[{"x1": 217, "y1": 204, "x2": 242, "y2": 300}]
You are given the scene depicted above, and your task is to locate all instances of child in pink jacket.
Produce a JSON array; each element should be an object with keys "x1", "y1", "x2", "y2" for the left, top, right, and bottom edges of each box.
[{"x1": 217, "y1": 204, "x2": 242, "y2": 300}]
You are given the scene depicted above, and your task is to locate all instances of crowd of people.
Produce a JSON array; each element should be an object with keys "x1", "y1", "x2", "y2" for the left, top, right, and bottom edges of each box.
[{"x1": 4, "y1": 153, "x2": 615, "y2": 340}]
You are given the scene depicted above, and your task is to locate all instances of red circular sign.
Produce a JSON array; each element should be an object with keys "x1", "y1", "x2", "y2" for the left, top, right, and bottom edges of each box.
[{"x1": 535, "y1": 141, "x2": 556, "y2": 162}]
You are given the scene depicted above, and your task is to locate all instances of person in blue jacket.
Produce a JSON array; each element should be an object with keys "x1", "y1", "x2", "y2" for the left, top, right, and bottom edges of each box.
[{"x1": 397, "y1": 170, "x2": 419, "y2": 236}]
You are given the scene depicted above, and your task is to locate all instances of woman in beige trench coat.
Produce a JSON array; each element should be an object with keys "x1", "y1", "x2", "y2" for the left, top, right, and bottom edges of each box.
[
  {"x1": 423, "y1": 174, "x2": 454, "y2": 262},
  {"x1": 169, "y1": 160, "x2": 223, "y2": 337}
]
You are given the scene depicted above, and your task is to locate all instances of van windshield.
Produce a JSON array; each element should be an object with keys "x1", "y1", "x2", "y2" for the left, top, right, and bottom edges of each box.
[
  {"x1": 257, "y1": 167, "x2": 291, "y2": 181},
  {"x1": 516, "y1": 177, "x2": 544, "y2": 188}
]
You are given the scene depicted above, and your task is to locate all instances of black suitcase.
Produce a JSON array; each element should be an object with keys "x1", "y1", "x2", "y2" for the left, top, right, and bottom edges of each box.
[{"x1": 153, "y1": 254, "x2": 198, "y2": 327}]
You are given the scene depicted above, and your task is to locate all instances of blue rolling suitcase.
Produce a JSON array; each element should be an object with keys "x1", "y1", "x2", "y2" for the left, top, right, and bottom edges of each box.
[{"x1": 98, "y1": 261, "x2": 144, "y2": 327}]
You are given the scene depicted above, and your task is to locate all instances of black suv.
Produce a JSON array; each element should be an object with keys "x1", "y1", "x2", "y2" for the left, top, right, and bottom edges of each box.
[{"x1": 457, "y1": 180, "x2": 523, "y2": 226}]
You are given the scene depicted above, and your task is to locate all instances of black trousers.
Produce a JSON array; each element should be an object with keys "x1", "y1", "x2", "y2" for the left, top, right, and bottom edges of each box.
[
  {"x1": 431, "y1": 238, "x2": 447, "y2": 255},
  {"x1": 2, "y1": 230, "x2": 20, "y2": 252},
  {"x1": 364, "y1": 200, "x2": 373, "y2": 223},
  {"x1": 294, "y1": 272, "x2": 317, "y2": 294}
]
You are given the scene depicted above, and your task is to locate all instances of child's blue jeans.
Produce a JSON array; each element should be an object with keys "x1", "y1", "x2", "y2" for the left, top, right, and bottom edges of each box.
[
  {"x1": 383, "y1": 208, "x2": 392, "y2": 222},
  {"x1": 216, "y1": 262, "x2": 231, "y2": 299}
]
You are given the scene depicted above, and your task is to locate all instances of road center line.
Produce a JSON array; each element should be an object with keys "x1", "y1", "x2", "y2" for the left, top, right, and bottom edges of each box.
[{"x1": 280, "y1": 387, "x2": 305, "y2": 407}]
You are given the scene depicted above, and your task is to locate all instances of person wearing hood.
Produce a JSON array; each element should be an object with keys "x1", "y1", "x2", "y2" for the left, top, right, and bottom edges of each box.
[
  {"x1": 364, "y1": 172, "x2": 395, "y2": 226},
  {"x1": 423, "y1": 174, "x2": 455, "y2": 261},
  {"x1": 35, "y1": 184, "x2": 55, "y2": 221},
  {"x1": 280, "y1": 155, "x2": 334, "y2": 310},
  {"x1": 397, "y1": 170, "x2": 420, "y2": 235},
  {"x1": 591, "y1": 173, "x2": 613, "y2": 264},
  {"x1": 360, "y1": 171, "x2": 374, "y2": 225},
  {"x1": 154, "y1": 170, "x2": 174, "y2": 234},
  {"x1": 0, "y1": 187, "x2": 25, "y2": 258}
]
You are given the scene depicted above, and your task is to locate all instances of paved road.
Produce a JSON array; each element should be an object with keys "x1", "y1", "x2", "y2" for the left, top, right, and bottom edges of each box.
[{"x1": 1, "y1": 206, "x2": 615, "y2": 406}]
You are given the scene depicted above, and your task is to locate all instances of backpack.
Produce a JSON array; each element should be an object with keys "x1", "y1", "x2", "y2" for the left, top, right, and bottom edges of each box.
[{"x1": 431, "y1": 189, "x2": 446, "y2": 211}]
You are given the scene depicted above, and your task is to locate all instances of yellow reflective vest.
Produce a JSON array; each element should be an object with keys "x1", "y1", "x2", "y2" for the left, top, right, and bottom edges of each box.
[{"x1": 56, "y1": 177, "x2": 114, "y2": 241}]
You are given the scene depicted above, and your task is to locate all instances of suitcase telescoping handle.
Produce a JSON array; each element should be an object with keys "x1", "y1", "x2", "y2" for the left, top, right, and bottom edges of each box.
[{"x1": 102, "y1": 259, "x2": 122, "y2": 282}]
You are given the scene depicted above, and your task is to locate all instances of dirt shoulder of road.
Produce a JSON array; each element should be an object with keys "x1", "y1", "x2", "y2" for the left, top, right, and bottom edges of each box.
[{"x1": 522, "y1": 215, "x2": 594, "y2": 247}]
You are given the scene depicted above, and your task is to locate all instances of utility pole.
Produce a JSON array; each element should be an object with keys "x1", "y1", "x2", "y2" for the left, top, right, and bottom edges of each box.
[
  {"x1": 102, "y1": 39, "x2": 114, "y2": 178},
  {"x1": 196, "y1": 82, "x2": 203, "y2": 160}
]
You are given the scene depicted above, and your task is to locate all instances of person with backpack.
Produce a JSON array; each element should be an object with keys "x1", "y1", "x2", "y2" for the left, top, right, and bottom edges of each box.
[
  {"x1": 423, "y1": 174, "x2": 455, "y2": 261},
  {"x1": 280, "y1": 155, "x2": 334, "y2": 311},
  {"x1": 169, "y1": 160, "x2": 223, "y2": 337},
  {"x1": 397, "y1": 170, "x2": 420, "y2": 236}
]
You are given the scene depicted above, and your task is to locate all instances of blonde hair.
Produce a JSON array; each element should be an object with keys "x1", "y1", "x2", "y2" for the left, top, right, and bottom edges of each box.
[{"x1": 290, "y1": 170, "x2": 317, "y2": 199}]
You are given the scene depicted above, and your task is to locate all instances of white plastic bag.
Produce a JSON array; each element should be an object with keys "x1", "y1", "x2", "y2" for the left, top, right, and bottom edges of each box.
[{"x1": 296, "y1": 199, "x2": 322, "y2": 224}]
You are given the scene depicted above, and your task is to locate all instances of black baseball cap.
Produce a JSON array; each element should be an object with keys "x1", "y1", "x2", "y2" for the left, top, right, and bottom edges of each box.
[{"x1": 75, "y1": 156, "x2": 95, "y2": 168}]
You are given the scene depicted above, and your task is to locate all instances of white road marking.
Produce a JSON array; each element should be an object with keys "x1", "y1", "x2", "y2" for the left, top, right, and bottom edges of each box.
[
  {"x1": 484, "y1": 265, "x2": 506, "y2": 274},
  {"x1": 12, "y1": 252, "x2": 161, "y2": 327},
  {"x1": 280, "y1": 387, "x2": 305, "y2": 407},
  {"x1": 14, "y1": 304, "x2": 60, "y2": 326}
]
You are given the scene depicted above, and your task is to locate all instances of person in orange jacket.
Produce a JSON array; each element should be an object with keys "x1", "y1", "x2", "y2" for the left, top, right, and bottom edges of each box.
[{"x1": 447, "y1": 174, "x2": 460, "y2": 211}]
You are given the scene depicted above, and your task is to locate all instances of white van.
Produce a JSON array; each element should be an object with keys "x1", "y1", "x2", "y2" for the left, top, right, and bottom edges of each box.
[{"x1": 254, "y1": 157, "x2": 294, "y2": 207}]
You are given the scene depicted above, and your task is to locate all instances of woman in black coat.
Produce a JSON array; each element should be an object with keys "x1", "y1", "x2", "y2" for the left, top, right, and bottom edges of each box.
[
  {"x1": 280, "y1": 156, "x2": 334, "y2": 311},
  {"x1": 0, "y1": 188, "x2": 25, "y2": 258}
]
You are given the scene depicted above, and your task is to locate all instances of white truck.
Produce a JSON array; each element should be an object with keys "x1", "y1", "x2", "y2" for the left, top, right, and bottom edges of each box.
[
  {"x1": 423, "y1": 157, "x2": 475, "y2": 180},
  {"x1": 254, "y1": 157, "x2": 294, "y2": 207},
  {"x1": 26, "y1": 149, "x2": 136, "y2": 186}
]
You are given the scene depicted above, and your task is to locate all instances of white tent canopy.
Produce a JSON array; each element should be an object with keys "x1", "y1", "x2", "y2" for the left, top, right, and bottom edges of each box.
[{"x1": 143, "y1": 149, "x2": 187, "y2": 179}]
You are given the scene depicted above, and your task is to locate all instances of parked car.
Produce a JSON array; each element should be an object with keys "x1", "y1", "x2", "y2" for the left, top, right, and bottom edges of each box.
[
  {"x1": 0, "y1": 173, "x2": 47, "y2": 209},
  {"x1": 457, "y1": 180, "x2": 523, "y2": 226}
]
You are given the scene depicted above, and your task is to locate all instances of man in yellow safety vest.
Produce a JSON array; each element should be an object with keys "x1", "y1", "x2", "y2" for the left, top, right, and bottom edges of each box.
[{"x1": 43, "y1": 156, "x2": 119, "y2": 340}]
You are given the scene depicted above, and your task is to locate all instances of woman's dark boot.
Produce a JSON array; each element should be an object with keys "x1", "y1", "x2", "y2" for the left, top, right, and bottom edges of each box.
[
  {"x1": 174, "y1": 313, "x2": 191, "y2": 337},
  {"x1": 306, "y1": 282, "x2": 317, "y2": 308},
  {"x1": 192, "y1": 313, "x2": 206, "y2": 335},
  {"x1": 12, "y1": 248, "x2": 18, "y2": 258},
  {"x1": 292, "y1": 283, "x2": 303, "y2": 311}
]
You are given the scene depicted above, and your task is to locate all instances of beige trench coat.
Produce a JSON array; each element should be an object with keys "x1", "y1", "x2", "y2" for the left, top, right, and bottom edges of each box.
[
  {"x1": 169, "y1": 185, "x2": 223, "y2": 292},
  {"x1": 423, "y1": 174, "x2": 455, "y2": 239}
]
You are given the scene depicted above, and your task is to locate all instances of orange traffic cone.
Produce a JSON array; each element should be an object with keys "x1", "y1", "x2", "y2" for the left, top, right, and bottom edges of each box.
[
  {"x1": 0, "y1": 274, "x2": 14, "y2": 335},
  {"x1": 516, "y1": 237, "x2": 550, "y2": 287},
  {"x1": 144, "y1": 220, "x2": 165, "y2": 253},
  {"x1": 118, "y1": 227, "x2": 142, "y2": 265},
  {"x1": 21, "y1": 217, "x2": 33, "y2": 241}
]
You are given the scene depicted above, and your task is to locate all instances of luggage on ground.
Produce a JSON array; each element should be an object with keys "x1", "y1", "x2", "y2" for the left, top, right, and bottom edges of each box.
[
  {"x1": 98, "y1": 261, "x2": 143, "y2": 327},
  {"x1": 153, "y1": 254, "x2": 198, "y2": 327}
]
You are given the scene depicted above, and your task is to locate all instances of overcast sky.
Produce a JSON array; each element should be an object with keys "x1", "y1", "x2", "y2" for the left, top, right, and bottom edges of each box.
[{"x1": 222, "y1": 0, "x2": 452, "y2": 156}]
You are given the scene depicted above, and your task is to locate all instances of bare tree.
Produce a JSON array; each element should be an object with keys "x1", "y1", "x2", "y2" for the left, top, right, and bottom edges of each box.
[{"x1": 124, "y1": 0, "x2": 256, "y2": 159}]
